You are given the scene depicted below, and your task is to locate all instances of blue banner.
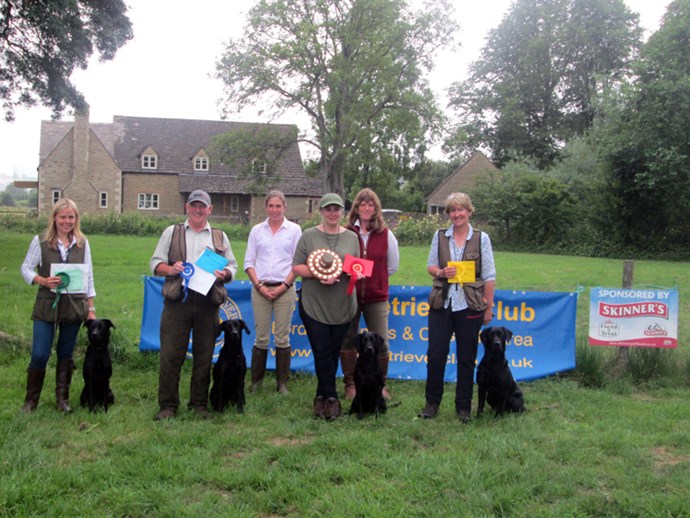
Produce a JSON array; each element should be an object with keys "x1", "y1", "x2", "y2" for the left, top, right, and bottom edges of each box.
[{"x1": 140, "y1": 278, "x2": 577, "y2": 382}]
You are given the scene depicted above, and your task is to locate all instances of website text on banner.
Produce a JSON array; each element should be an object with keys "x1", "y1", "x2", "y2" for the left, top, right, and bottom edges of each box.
[
  {"x1": 140, "y1": 278, "x2": 578, "y2": 382},
  {"x1": 589, "y1": 287, "x2": 678, "y2": 348}
]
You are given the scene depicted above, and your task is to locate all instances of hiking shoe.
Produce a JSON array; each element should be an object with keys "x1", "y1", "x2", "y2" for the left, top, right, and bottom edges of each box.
[
  {"x1": 419, "y1": 402, "x2": 439, "y2": 419},
  {"x1": 154, "y1": 408, "x2": 176, "y2": 421},
  {"x1": 457, "y1": 410, "x2": 471, "y2": 424}
]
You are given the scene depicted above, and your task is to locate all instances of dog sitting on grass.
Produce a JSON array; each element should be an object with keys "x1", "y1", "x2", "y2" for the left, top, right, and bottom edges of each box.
[
  {"x1": 477, "y1": 326, "x2": 525, "y2": 418},
  {"x1": 349, "y1": 331, "x2": 387, "y2": 419},
  {"x1": 80, "y1": 319, "x2": 116, "y2": 412},
  {"x1": 210, "y1": 319, "x2": 250, "y2": 413}
]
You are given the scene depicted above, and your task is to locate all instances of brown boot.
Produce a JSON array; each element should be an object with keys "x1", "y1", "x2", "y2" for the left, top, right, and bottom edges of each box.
[
  {"x1": 55, "y1": 359, "x2": 74, "y2": 413},
  {"x1": 21, "y1": 367, "x2": 46, "y2": 413},
  {"x1": 250, "y1": 347, "x2": 268, "y2": 393},
  {"x1": 340, "y1": 350, "x2": 358, "y2": 400},
  {"x1": 275, "y1": 346, "x2": 291, "y2": 394},
  {"x1": 379, "y1": 353, "x2": 392, "y2": 401}
]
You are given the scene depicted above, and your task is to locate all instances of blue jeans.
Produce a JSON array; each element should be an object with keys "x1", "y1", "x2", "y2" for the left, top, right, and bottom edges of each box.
[
  {"x1": 299, "y1": 301, "x2": 351, "y2": 399},
  {"x1": 29, "y1": 319, "x2": 80, "y2": 369}
]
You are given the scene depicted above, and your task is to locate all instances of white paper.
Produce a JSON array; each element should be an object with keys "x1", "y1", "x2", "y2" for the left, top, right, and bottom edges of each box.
[
  {"x1": 186, "y1": 266, "x2": 216, "y2": 296},
  {"x1": 50, "y1": 263, "x2": 89, "y2": 294}
]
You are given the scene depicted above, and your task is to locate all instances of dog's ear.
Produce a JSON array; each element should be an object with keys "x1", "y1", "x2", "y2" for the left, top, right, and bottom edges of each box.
[
  {"x1": 216, "y1": 320, "x2": 227, "y2": 338},
  {"x1": 240, "y1": 319, "x2": 251, "y2": 335},
  {"x1": 103, "y1": 319, "x2": 115, "y2": 329},
  {"x1": 480, "y1": 327, "x2": 489, "y2": 344},
  {"x1": 502, "y1": 327, "x2": 513, "y2": 344},
  {"x1": 374, "y1": 333, "x2": 385, "y2": 349}
]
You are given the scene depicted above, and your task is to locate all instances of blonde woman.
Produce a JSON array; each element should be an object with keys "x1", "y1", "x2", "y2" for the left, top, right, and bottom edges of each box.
[
  {"x1": 20, "y1": 199, "x2": 96, "y2": 413},
  {"x1": 419, "y1": 193, "x2": 496, "y2": 423}
]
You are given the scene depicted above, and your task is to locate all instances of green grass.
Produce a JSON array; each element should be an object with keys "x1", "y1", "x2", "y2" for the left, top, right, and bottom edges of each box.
[{"x1": 0, "y1": 231, "x2": 689, "y2": 516}]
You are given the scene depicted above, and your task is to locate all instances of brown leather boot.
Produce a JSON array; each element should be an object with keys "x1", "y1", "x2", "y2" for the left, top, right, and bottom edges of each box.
[
  {"x1": 21, "y1": 367, "x2": 46, "y2": 413},
  {"x1": 250, "y1": 346, "x2": 268, "y2": 393},
  {"x1": 55, "y1": 359, "x2": 74, "y2": 413},
  {"x1": 379, "y1": 353, "x2": 392, "y2": 401},
  {"x1": 275, "y1": 346, "x2": 291, "y2": 394},
  {"x1": 340, "y1": 350, "x2": 358, "y2": 400}
]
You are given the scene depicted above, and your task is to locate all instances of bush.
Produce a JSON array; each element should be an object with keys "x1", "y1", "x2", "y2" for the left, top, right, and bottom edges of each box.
[{"x1": 394, "y1": 213, "x2": 445, "y2": 246}]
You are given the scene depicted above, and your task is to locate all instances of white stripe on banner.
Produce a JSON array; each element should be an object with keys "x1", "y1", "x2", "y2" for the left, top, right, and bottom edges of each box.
[{"x1": 140, "y1": 278, "x2": 578, "y2": 382}]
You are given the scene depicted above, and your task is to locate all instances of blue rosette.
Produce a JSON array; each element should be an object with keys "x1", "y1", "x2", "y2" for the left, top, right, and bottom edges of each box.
[{"x1": 181, "y1": 262, "x2": 195, "y2": 302}]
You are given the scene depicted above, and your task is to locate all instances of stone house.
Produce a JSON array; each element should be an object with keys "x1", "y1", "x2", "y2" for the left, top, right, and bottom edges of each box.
[
  {"x1": 425, "y1": 150, "x2": 498, "y2": 214},
  {"x1": 37, "y1": 113, "x2": 323, "y2": 223}
]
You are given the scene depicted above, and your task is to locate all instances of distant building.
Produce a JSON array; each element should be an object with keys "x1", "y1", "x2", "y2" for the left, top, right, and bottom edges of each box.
[
  {"x1": 425, "y1": 150, "x2": 498, "y2": 214},
  {"x1": 37, "y1": 112, "x2": 322, "y2": 223}
]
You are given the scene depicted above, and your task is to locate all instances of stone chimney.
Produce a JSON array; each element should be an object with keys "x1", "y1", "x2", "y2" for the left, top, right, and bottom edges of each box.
[{"x1": 72, "y1": 108, "x2": 90, "y2": 181}]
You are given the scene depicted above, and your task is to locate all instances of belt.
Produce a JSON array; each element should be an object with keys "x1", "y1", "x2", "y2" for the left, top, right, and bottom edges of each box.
[{"x1": 261, "y1": 281, "x2": 283, "y2": 287}]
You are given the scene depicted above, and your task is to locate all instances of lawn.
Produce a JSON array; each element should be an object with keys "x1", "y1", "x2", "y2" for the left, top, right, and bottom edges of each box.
[{"x1": 0, "y1": 231, "x2": 688, "y2": 516}]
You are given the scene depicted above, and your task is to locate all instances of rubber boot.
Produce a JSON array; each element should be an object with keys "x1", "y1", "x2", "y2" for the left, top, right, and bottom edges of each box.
[
  {"x1": 55, "y1": 359, "x2": 74, "y2": 413},
  {"x1": 21, "y1": 367, "x2": 46, "y2": 413},
  {"x1": 379, "y1": 353, "x2": 392, "y2": 401},
  {"x1": 275, "y1": 346, "x2": 291, "y2": 394},
  {"x1": 250, "y1": 346, "x2": 268, "y2": 393},
  {"x1": 340, "y1": 350, "x2": 358, "y2": 400}
]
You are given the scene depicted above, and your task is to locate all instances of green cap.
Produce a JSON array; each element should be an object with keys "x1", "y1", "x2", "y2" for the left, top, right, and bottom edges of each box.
[{"x1": 319, "y1": 193, "x2": 344, "y2": 209}]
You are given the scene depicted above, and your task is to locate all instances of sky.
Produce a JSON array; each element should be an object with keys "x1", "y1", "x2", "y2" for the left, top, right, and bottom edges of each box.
[{"x1": 0, "y1": 0, "x2": 670, "y2": 188}]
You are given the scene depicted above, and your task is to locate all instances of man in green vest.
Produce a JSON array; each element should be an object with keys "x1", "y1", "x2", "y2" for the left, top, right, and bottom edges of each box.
[{"x1": 150, "y1": 190, "x2": 238, "y2": 420}]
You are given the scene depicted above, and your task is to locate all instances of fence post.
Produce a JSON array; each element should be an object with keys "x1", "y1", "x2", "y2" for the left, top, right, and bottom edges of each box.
[{"x1": 614, "y1": 260, "x2": 635, "y2": 371}]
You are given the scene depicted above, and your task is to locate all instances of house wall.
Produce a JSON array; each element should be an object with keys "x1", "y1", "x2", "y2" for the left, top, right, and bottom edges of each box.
[
  {"x1": 122, "y1": 173, "x2": 184, "y2": 215},
  {"x1": 37, "y1": 127, "x2": 122, "y2": 214}
]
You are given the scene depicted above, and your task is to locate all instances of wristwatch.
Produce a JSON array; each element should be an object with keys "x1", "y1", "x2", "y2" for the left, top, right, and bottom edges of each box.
[{"x1": 88, "y1": 307, "x2": 96, "y2": 313}]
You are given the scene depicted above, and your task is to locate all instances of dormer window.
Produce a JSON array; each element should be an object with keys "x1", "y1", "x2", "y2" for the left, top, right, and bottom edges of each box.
[
  {"x1": 142, "y1": 154, "x2": 158, "y2": 169},
  {"x1": 194, "y1": 156, "x2": 209, "y2": 171},
  {"x1": 252, "y1": 159, "x2": 267, "y2": 175}
]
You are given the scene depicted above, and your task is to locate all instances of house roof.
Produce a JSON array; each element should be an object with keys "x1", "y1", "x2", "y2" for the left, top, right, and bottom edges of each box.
[
  {"x1": 39, "y1": 115, "x2": 321, "y2": 196},
  {"x1": 426, "y1": 150, "x2": 498, "y2": 204}
]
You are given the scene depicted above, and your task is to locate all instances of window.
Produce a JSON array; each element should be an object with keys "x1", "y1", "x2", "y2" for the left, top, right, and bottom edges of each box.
[
  {"x1": 51, "y1": 190, "x2": 61, "y2": 205},
  {"x1": 230, "y1": 195, "x2": 239, "y2": 212},
  {"x1": 138, "y1": 193, "x2": 159, "y2": 210},
  {"x1": 251, "y1": 159, "x2": 267, "y2": 175},
  {"x1": 308, "y1": 199, "x2": 314, "y2": 214},
  {"x1": 142, "y1": 154, "x2": 157, "y2": 169},
  {"x1": 430, "y1": 205, "x2": 444, "y2": 215},
  {"x1": 99, "y1": 192, "x2": 108, "y2": 208},
  {"x1": 194, "y1": 156, "x2": 209, "y2": 171}
]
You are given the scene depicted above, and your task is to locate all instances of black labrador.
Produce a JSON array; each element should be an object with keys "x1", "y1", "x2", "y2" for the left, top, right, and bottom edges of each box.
[
  {"x1": 477, "y1": 326, "x2": 525, "y2": 417},
  {"x1": 349, "y1": 331, "x2": 387, "y2": 419},
  {"x1": 210, "y1": 319, "x2": 250, "y2": 413},
  {"x1": 80, "y1": 319, "x2": 116, "y2": 412}
]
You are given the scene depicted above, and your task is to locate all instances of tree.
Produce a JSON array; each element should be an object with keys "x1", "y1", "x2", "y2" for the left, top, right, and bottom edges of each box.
[
  {"x1": 594, "y1": 0, "x2": 690, "y2": 251},
  {"x1": 447, "y1": 0, "x2": 641, "y2": 169},
  {"x1": 215, "y1": 0, "x2": 457, "y2": 197},
  {"x1": 0, "y1": 0, "x2": 133, "y2": 121}
]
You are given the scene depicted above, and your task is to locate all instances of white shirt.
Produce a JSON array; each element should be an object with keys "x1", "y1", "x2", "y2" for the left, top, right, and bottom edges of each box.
[{"x1": 244, "y1": 217, "x2": 302, "y2": 282}]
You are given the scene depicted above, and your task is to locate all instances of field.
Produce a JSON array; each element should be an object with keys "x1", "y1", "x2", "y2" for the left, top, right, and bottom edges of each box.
[{"x1": 0, "y1": 231, "x2": 688, "y2": 516}]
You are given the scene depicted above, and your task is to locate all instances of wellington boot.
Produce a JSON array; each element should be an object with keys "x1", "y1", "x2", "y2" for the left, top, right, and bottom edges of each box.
[
  {"x1": 21, "y1": 367, "x2": 46, "y2": 413},
  {"x1": 250, "y1": 347, "x2": 268, "y2": 393},
  {"x1": 379, "y1": 353, "x2": 392, "y2": 401},
  {"x1": 275, "y1": 347, "x2": 291, "y2": 394},
  {"x1": 340, "y1": 350, "x2": 358, "y2": 400},
  {"x1": 55, "y1": 359, "x2": 74, "y2": 413}
]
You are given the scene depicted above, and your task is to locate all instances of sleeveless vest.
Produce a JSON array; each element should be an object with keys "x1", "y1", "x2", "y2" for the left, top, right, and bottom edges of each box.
[
  {"x1": 161, "y1": 224, "x2": 228, "y2": 305},
  {"x1": 350, "y1": 225, "x2": 390, "y2": 304},
  {"x1": 32, "y1": 239, "x2": 88, "y2": 323}
]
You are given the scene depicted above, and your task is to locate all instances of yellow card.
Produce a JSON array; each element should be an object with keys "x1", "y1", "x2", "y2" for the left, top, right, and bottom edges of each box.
[{"x1": 447, "y1": 261, "x2": 476, "y2": 284}]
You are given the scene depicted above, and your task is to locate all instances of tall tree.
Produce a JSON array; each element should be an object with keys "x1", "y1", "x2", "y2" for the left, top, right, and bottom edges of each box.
[
  {"x1": 215, "y1": 0, "x2": 456, "y2": 197},
  {"x1": 447, "y1": 0, "x2": 640, "y2": 169},
  {"x1": 595, "y1": 0, "x2": 690, "y2": 250},
  {"x1": 0, "y1": 0, "x2": 133, "y2": 121}
]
